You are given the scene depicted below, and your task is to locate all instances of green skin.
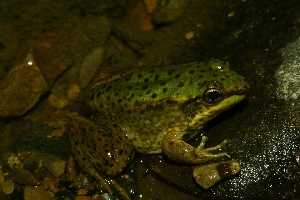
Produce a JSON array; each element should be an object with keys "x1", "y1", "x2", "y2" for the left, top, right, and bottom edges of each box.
[{"x1": 67, "y1": 59, "x2": 249, "y2": 193}]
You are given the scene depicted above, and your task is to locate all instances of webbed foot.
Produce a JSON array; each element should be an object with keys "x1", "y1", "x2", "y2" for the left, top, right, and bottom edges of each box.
[{"x1": 196, "y1": 136, "x2": 230, "y2": 159}]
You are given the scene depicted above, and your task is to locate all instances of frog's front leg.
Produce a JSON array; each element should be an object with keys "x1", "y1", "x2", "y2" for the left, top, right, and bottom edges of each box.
[{"x1": 162, "y1": 132, "x2": 230, "y2": 164}]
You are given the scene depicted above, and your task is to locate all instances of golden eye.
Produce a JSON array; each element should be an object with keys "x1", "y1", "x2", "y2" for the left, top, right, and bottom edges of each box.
[{"x1": 203, "y1": 88, "x2": 223, "y2": 103}]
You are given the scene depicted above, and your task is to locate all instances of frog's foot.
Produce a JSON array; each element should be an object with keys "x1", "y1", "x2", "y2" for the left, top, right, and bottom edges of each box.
[
  {"x1": 93, "y1": 172, "x2": 132, "y2": 200},
  {"x1": 162, "y1": 134, "x2": 230, "y2": 164},
  {"x1": 196, "y1": 136, "x2": 230, "y2": 157},
  {"x1": 192, "y1": 136, "x2": 230, "y2": 162}
]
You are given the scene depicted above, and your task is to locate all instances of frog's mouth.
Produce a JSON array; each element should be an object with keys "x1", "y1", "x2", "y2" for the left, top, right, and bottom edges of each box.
[
  {"x1": 188, "y1": 93, "x2": 248, "y2": 129},
  {"x1": 213, "y1": 93, "x2": 247, "y2": 113}
]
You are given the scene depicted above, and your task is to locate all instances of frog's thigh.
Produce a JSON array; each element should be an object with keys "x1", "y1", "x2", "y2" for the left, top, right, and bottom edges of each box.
[{"x1": 161, "y1": 131, "x2": 228, "y2": 164}]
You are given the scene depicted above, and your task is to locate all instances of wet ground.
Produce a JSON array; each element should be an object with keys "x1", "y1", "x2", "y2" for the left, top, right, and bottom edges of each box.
[{"x1": 0, "y1": 0, "x2": 300, "y2": 199}]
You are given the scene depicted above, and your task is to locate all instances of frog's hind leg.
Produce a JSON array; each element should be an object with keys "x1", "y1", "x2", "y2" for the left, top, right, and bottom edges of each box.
[{"x1": 92, "y1": 172, "x2": 132, "y2": 200}]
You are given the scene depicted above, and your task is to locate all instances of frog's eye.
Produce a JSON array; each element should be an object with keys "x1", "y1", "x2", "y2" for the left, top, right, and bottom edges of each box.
[{"x1": 203, "y1": 88, "x2": 223, "y2": 103}]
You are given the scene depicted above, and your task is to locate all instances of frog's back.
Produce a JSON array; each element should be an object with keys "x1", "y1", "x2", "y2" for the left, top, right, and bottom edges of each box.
[{"x1": 86, "y1": 60, "x2": 249, "y2": 153}]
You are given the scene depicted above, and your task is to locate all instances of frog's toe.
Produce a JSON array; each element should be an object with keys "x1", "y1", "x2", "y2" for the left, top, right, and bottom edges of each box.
[
  {"x1": 197, "y1": 136, "x2": 230, "y2": 151},
  {"x1": 93, "y1": 173, "x2": 132, "y2": 200},
  {"x1": 194, "y1": 136, "x2": 231, "y2": 162}
]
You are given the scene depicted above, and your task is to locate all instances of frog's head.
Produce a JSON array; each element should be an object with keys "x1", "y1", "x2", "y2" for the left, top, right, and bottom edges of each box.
[{"x1": 183, "y1": 59, "x2": 250, "y2": 128}]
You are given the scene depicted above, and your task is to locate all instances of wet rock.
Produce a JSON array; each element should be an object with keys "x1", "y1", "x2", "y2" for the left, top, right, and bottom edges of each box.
[
  {"x1": 24, "y1": 153, "x2": 66, "y2": 178},
  {"x1": 2, "y1": 179, "x2": 14, "y2": 195},
  {"x1": 2, "y1": 152, "x2": 23, "y2": 170},
  {"x1": 276, "y1": 37, "x2": 300, "y2": 100},
  {"x1": 46, "y1": 16, "x2": 110, "y2": 109},
  {"x1": 151, "y1": 0, "x2": 190, "y2": 24},
  {"x1": 74, "y1": 196, "x2": 91, "y2": 200},
  {"x1": 78, "y1": 0, "x2": 126, "y2": 17},
  {"x1": 0, "y1": 52, "x2": 48, "y2": 117},
  {"x1": 79, "y1": 47, "x2": 105, "y2": 88},
  {"x1": 117, "y1": 174, "x2": 138, "y2": 197},
  {"x1": 24, "y1": 186, "x2": 53, "y2": 200},
  {"x1": 101, "y1": 193, "x2": 114, "y2": 200},
  {"x1": 13, "y1": 169, "x2": 41, "y2": 186}
]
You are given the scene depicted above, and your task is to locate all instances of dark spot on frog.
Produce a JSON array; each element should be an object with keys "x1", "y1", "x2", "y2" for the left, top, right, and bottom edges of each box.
[
  {"x1": 160, "y1": 80, "x2": 167, "y2": 85},
  {"x1": 125, "y1": 74, "x2": 132, "y2": 81},
  {"x1": 127, "y1": 110, "x2": 132, "y2": 114},
  {"x1": 142, "y1": 85, "x2": 148, "y2": 90},
  {"x1": 189, "y1": 70, "x2": 195, "y2": 74},
  {"x1": 154, "y1": 74, "x2": 159, "y2": 81},
  {"x1": 137, "y1": 74, "x2": 143, "y2": 79},
  {"x1": 119, "y1": 150, "x2": 123, "y2": 155},
  {"x1": 101, "y1": 83, "x2": 107, "y2": 88},
  {"x1": 106, "y1": 86, "x2": 112, "y2": 92},
  {"x1": 167, "y1": 69, "x2": 175, "y2": 75},
  {"x1": 151, "y1": 93, "x2": 157, "y2": 98},
  {"x1": 97, "y1": 137, "x2": 102, "y2": 142},
  {"x1": 175, "y1": 74, "x2": 180, "y2": 78},
  {"x1": 75, "y1": 141, "x2": 79, "y2": 146},
  {"x1": 82, "y1": 157, "x2": 87, "y2": 161},
  {"x1": 131, "y1": 93, "x2": 135, "y2": 98},
  {"x1": 145, "y1": 103, "x2": 163, "y2": 111},
  {"x1": 166, "y1": 99, "x2": 177, "y2": 105},
  {"x1": 198, "y1": 75, "x2": 204, "y2": 78},
  {"x1": 178, "y1": 82, "x2": 184, "y2": 87},
  {"x1": 162, "y1": 88, "x2": 167, "y2": 93},
  {"x1": 144, "y1": 78, "x2": 150, "y2": 83},
  {"x1": 149, "y1": 69, "x2": 155, "y2": 73},
  {"x1": 127, "y1": 85, "x2": 133, "y2": 90}
]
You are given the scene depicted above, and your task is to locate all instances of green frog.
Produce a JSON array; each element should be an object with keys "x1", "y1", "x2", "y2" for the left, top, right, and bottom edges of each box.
[{"x1": 67, "y1": 59, "x2": 250, "y2": 199}]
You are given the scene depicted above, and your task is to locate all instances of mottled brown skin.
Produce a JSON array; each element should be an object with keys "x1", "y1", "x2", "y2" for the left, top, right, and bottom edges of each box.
[
  {"x1": 67, "y1": 113, "x2": 134, "y2": 177},
  {"x1": 67, "y1": 60, "x2": 250, "y2": 198}
]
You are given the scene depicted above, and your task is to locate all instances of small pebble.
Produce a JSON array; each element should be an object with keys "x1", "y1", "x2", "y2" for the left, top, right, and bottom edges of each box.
[
  {"x1": 48, "y1": 94, "x2": 69, "y2": 110},
  {"x1": 74, "y1": 196, "x2": 91, "y2": 200},
  {"x1": 24, "y1": 186, "x2": 53, "y2": 200},
  {"x1": 101, "y1": 193, "x2": 114, "y2": 200},
  {"x1": 2, "y1": 179, "x2": 14, "y2": 194}
]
